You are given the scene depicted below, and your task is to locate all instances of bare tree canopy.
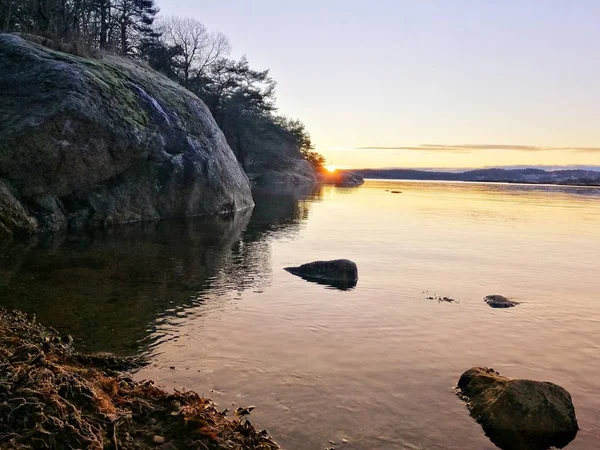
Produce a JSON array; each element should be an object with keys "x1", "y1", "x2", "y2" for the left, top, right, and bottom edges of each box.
[
  {"x1": 0, "y1": 0, "x2": 159, "y2": 54},
  {"x1": 156, "y1": 16, "x2": 230, "y2": 83}
]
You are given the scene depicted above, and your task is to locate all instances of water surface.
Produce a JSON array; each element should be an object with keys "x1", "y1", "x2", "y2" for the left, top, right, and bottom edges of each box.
[{"x1": 1, "y1": 180, "x2": 599, "y2": 449}]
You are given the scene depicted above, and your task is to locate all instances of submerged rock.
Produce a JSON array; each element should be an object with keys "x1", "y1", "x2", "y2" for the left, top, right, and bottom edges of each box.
[
  {"x1": 0, "y1": 34, "x2": 253, "y2": 235},
  {"x1": 284, "y1": 259, "x2": 358, "y2": 290},
  {"x1": 457, "y1": 367, "x2": 578, "y2": 450},
  {"x1": 484, "y1": 295, "x2": 519, "y2": 308},
  {"x1": 426, "y1": 295, "x2": 458, "y2": 303}
]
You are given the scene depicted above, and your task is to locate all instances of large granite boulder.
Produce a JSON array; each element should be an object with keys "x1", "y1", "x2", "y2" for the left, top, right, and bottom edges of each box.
[
  {"x1": 0, "y1": 34, "x2": 253, "y2": 236},
  {"x1": 457, "y1": 367, "x2": 578, "y2": 450}
]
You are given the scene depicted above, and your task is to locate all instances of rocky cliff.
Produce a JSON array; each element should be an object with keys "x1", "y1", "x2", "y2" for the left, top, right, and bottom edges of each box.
[{"x1": 0, "y1": 34, "x2": 254, "y2": 236}]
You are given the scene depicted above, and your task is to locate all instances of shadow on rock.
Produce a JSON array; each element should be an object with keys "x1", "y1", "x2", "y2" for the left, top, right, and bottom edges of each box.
[{"x1": 0, "y1": 210, "x2": 254, "y2": 355}]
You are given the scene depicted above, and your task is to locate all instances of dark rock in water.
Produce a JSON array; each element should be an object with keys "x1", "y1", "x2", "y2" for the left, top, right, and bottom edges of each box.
[
  {"x1": 484, "y1": 295, "x2": 519, "y2": 308},
  {"x1": 0, "y1": 34, "x2": 253, "y2": 236},
  {"x1": 284, "y1": 259, "x2": 358, "y2": 290},
  {"x1": 457, "y1": 367, "x2": 578, "y2": 450},
  {"x1": 317, "y1": 171, "x2": 364, "y2": 187},
  {"x1": 390, "y1": 190, "x2": 402, "y2": 194}
]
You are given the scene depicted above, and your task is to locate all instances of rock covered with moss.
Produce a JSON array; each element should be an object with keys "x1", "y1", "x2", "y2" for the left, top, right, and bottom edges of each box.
[{"x1": 0, "y1": 34, "x2": 253, "y2": 236}]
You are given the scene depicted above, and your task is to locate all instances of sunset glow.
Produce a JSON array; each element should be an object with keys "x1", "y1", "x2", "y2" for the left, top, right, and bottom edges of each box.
[{"x1": 161, "y1": 1, "x2": 600, "y2": 170}]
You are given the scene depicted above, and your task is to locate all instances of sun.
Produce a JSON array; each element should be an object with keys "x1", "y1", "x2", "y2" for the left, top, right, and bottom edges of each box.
[{"x1": 325, "y1": 165, "x2": 338, "y2": 173}]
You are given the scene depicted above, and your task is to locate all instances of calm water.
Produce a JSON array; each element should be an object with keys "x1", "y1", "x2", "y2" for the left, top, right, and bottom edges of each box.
[{"x1": 1, "y1": 180, "x2": 599, "y2": 449}]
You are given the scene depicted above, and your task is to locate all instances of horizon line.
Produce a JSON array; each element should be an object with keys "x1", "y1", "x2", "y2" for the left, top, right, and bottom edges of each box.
[{"x1": 344, "y1": 164, "x2": 600, "y2": 173}]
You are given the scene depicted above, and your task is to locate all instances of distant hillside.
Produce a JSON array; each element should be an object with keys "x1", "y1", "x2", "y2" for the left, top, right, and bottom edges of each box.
[{"x1": 354, "y1": 168, "x2": 600, "y2": 186}]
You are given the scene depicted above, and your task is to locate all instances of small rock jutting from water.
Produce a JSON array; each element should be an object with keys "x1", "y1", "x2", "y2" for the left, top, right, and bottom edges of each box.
[
  {"x1": 456, "y1": 367, "x2": 578, "y2": 450},
  {"x1": 284, "y1": 259, "x2": 358, "y2": 290},
  {"x1": 484, "y1": 295, "x2": 519, "y2": 308},
  {"x1": 390, "y1": 190, "x2": 402, "y2": 194}
]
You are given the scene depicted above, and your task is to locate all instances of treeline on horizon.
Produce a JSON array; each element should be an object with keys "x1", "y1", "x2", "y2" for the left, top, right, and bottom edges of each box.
[{"x1": 0, "y1": 0, "x2": 326, "y2": 174}]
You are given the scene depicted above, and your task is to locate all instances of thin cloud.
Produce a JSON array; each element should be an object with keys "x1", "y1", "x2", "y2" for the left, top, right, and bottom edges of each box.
[
  {"x1": 572, "y1": 147, "x2": 600, "y2": 153},
  {"x1": 421, "y1": 144, "x2": 542, "y2": 151}
]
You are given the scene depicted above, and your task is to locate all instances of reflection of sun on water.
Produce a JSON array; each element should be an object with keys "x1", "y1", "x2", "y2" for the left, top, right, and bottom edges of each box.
[{"x1": 325, "y1": 165, "x2": 338, "y2": 173}]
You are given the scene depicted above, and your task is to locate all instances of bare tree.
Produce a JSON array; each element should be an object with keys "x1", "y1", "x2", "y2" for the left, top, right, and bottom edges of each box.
[{"x1": 157, "y1": 16, "x2": 230, "y2": 84}]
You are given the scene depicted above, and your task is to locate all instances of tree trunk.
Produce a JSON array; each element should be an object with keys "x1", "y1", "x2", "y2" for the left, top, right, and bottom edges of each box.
[
  {"x1": 120, "y1": 11, "x2": 127, "y2": 55},
  {"x1": 99, "y1": 0, "x2": 108, "y2": 48}
]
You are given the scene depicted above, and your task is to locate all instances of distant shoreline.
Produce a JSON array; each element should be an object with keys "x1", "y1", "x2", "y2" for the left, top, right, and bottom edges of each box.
[
  {"x1": 363, "y1": 178, "x2": 600, "y2": 188},
  {"x1": 353, "y1": 167, "x2": 600, "y2": 188}
]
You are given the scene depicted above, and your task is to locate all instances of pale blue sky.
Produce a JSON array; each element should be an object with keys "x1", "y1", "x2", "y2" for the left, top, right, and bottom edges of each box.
[{"x1": 158, "y1": 1, "x2": 600, "y2": 168}]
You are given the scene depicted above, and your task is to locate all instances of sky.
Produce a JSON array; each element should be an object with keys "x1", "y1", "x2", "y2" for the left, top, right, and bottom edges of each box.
[{"x1": 158, "y1": 1, "x2": 600, "y2": 169}]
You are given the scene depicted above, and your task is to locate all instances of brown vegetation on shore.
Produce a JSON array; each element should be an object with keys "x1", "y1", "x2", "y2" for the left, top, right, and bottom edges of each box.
[{"x1": 0, "y1": 309, "x2": 279, "y2": 449}]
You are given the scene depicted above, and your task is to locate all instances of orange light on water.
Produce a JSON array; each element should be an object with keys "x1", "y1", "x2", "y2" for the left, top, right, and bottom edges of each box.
[{"x1": 325, "y1": 165, "x2": 338, "y2": 173}]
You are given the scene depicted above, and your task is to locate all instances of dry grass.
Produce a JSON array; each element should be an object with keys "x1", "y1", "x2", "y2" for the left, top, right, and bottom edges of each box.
[
  {"x1": 0, "y1": 309, "x2": 279, "y2": 449},
  {"x1": 12, "y1": 32, "x2": 99, "y2": 58}
]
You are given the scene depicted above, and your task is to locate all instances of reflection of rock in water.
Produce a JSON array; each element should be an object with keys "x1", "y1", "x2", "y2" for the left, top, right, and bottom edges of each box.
[
  {"x1": 286, "y1": 273, "x2": 357, "y2": 291},
  {"x1": 0, "y1": 211, "x2": 252, "y2": 355},
  {"x1": 247, "y1": 184, "x2": 323, "y2": 238},
  {"x1": 222, "y1": 184, "x2": 324, "y2": 293},
  {"x1": 0, "y1": 185, "x2": 322, "y2": 356}
]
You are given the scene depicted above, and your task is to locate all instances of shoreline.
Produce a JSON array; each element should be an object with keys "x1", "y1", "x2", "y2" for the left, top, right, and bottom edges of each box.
[
  {"x1": 0, "y1": 308, "x2": 279, "y2": 449},
  {"x1": 362, "y1": 177, "x2": 600, "y2": 188}
]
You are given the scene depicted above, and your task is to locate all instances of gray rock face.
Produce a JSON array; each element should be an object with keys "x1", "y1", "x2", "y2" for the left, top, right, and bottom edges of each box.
[
  {"x1": 457, "y1": 367, "x2": 578, "y2": 450},
  {"x1": 251, "y1": 160, "x2": 317, "y2": 186},
  {"x1": 484, "y1": 295, "x2": 519, "y2": 308},
  {"x1": 0, "y1": 34, "x2": 253, "y2": 236},
  {"x1": 284, "y1": 259, "x2": 358, "y2": 290}
]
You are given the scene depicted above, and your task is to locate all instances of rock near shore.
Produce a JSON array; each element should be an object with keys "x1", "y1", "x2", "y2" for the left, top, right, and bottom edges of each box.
[
  {"x1": 457, "y1": 367, "x2": 578, "y2": 450},
  {"x1": 0, "y1": 34, "x2": 254, "y2": 236}
]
